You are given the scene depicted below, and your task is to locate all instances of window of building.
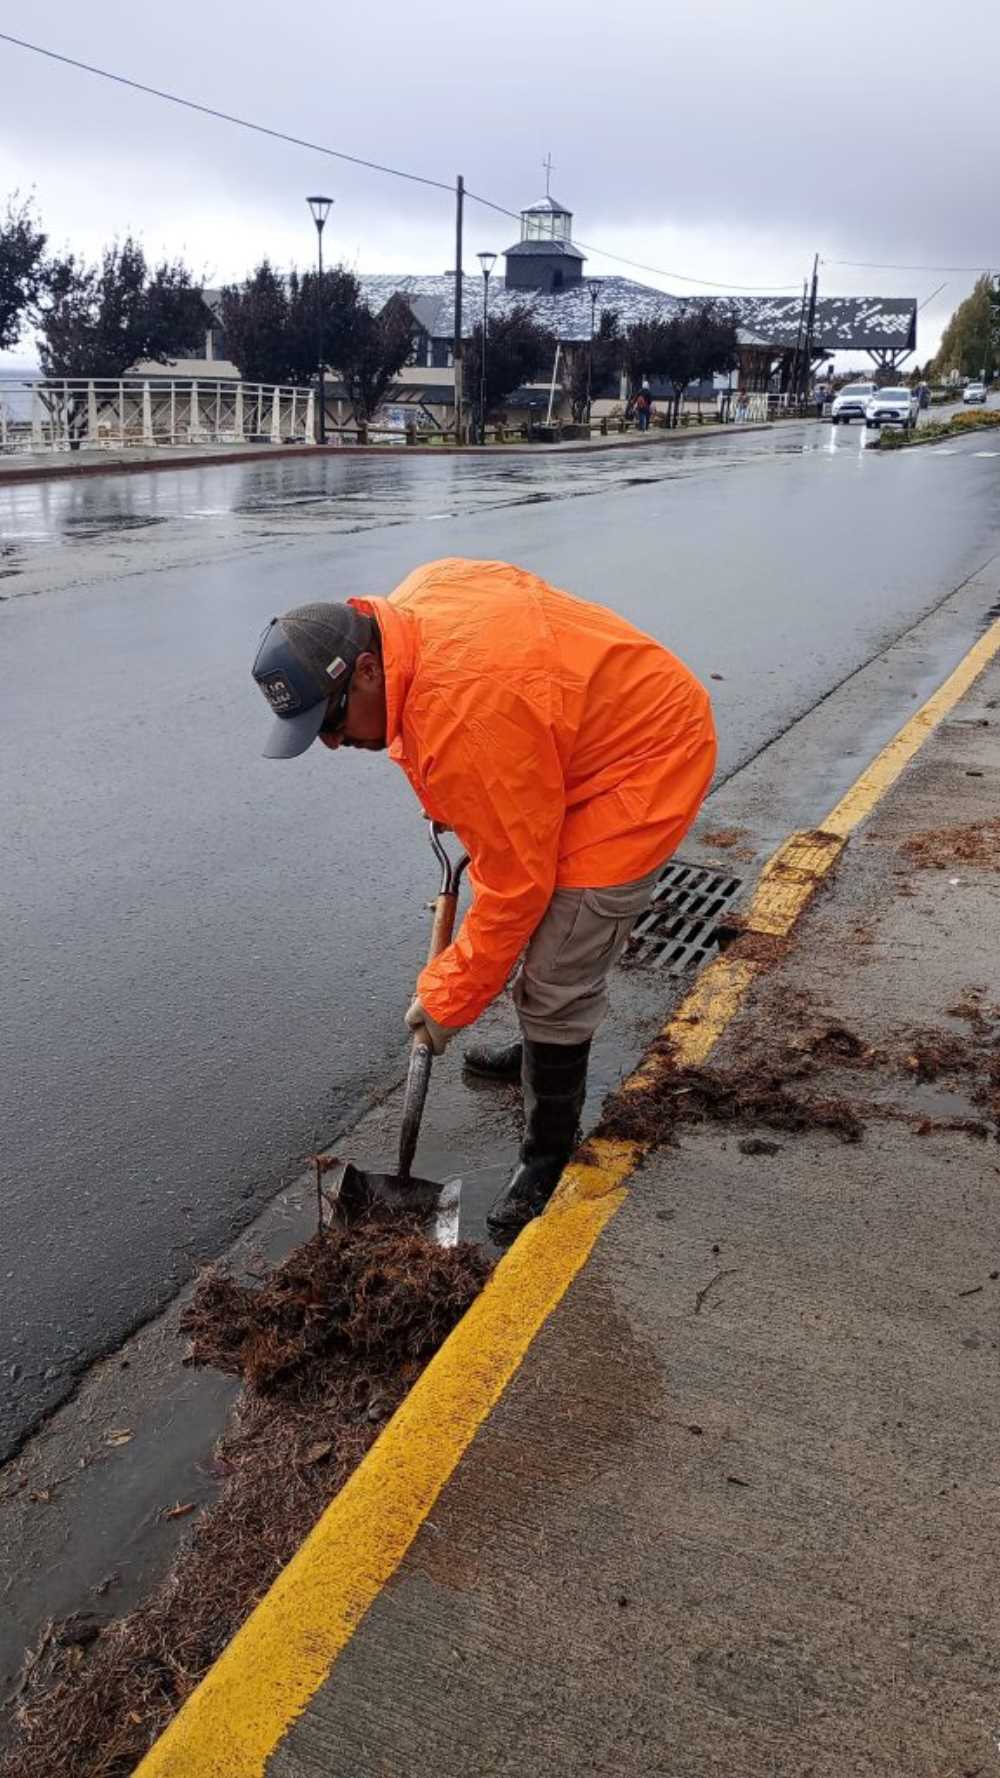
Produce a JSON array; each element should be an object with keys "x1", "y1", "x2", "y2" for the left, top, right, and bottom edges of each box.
[{"x1": 522, "y1": 208, "x2": 571, "y2": 244}]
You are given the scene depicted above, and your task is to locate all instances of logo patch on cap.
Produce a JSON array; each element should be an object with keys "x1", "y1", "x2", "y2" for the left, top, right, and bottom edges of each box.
[
  {"x1": 259, "y1": 671, "x2": 300, "y2": 715},
  {"x1": 326, "y1": 656, "x2": 348, "y2": 682}
]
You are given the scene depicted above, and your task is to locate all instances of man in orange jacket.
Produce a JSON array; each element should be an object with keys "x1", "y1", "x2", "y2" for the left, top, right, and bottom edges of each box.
[{"x1": 252, "y1": 558, "x2": 716, "y2": 1243}]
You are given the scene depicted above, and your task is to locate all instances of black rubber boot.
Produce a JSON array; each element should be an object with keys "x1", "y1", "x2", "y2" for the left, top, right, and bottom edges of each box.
[
  {"x1": 463, "y1": 1037, "x2": 523, "y2": 1082},
  {"x1": 486, "y1": 1039, "x2": 591, "y2": 1246}
]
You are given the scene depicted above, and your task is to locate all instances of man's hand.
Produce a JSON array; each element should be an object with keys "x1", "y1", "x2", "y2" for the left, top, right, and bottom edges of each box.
[{"x1": 405, "y1": 996, "x2": 458, "y2": 1057}]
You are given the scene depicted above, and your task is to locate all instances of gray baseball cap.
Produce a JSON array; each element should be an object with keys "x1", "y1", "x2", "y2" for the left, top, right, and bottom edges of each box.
[{"x1": 251, "y1": 602, "x2": 374, "y2": 758}]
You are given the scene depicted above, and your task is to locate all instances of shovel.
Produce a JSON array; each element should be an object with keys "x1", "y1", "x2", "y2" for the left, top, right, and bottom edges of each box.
[{"x1": 322, "y1": 821, "x2": 469, "y2": 1246}]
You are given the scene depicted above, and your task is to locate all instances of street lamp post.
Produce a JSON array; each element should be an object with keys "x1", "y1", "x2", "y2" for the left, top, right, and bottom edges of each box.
[
  {"x1": 307, "y1": 195, "x2": 333, "y2": 444},
  {"x1": 477, "y1": 251, "x2": 496, "y2": 444},
  {"x1": 586, "y1": 281, "x2": 600, "y2": 424}
]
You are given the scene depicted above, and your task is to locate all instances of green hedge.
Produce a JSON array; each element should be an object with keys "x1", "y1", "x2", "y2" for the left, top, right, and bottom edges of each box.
[{"x1": 877, "y1": 409, "x2": 1000, "y2": 450}]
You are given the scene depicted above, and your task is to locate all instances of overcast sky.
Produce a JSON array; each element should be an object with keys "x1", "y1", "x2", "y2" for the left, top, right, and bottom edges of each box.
[{"x1": 3, "y1": 0, "x2": 998, "y2": 368}]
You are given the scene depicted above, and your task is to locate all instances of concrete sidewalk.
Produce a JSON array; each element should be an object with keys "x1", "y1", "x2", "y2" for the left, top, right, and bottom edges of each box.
[
  {"x1": 0, "y1": 418, "x2": 778, "y2": 484},
  {"x1": 142, "y1": 634, "x2": 1000, "y2": 1777}
]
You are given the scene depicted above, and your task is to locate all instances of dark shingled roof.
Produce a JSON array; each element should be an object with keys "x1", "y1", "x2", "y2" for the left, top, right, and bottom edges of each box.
[
  {"x1": 357, "y1": 273, "x2": 916, "y2": 354},
  {"x1": 504, "y1": 238, "x2": 585, "y2": 260}
]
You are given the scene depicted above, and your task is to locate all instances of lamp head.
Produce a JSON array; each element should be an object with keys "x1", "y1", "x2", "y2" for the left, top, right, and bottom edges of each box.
[{"x1": 307, "y1": 195, "x2": 334, "y2": 230}]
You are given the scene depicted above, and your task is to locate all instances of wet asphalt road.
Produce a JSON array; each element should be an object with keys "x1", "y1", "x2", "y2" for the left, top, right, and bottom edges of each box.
[{"x1": 3, "y1": 420, "x2": 1000, "y2": 1460}]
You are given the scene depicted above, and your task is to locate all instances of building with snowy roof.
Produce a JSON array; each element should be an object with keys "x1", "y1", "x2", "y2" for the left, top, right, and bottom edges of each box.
[{"x1": 199, "y1": 188, "x2": 918, "y2": 431}]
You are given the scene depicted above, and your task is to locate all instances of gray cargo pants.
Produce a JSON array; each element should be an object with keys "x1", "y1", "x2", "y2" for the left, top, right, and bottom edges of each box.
[{"x1": 511, "y1": 865, "x2": 660, "y2": 1046}]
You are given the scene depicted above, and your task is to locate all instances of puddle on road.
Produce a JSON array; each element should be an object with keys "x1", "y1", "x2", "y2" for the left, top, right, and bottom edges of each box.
[
  {"x1": 0, "y1": 421, "x2": 878, "y2": 564},
  {"x1": 0, "y1": 543, "x2": 23, "y2": 580},
  {"x1": 62, "y1": 514, "x2": 170, "y2": 539}
]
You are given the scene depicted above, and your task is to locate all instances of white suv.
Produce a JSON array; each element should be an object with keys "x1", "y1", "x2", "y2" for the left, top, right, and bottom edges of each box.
[
  {"x1": 864, "y1": 387, "x2": 919, "y2": 431},
  {"x1": 831, "y1": 382, "x2": 876, "y2": 425}
]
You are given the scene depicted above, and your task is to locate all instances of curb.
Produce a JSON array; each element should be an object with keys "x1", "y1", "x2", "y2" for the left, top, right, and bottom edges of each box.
[
  {"x1": 133, "y1": 609, "x2": 1000, "y2": 1778},
  {"x1": 875, "y1": 418, "x2": 1000, "y2": 453},
  {"x1": 0, "y1": 421, "x2": 784, "y2": 487}
]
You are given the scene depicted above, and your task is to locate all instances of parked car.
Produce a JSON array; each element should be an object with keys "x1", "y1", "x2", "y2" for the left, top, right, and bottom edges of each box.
[
  {"x1": 830, "y1": 382, "x2": 876, "y2": 424},
  {"x1": 864, "y1": 388, "x2": 919, "y2": 431},
  {"x1": 964, "y1": 382, "x2": 987, "y2": 405}
]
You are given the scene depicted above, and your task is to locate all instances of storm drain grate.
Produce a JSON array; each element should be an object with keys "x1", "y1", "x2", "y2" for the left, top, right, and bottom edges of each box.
[{"x1": 621, "y1": 859, "x2": 743, "y2": 974}]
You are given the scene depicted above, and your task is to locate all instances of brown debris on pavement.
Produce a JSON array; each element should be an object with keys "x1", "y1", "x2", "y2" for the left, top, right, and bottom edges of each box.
[
  {"x1": 599, "y1": 1005, "x2": 1000, "y2": 1158},
  {"x1": 700, "y1": 827, "x2": 748, "y2": 850},
  {"x1": 903, "y1": 1028, "x2": 979, "y2": 1082},
  {"x1": 901, "y1": 816, "x2": 1000, "y2": 871},
  {"x1": 598, "y1": 1038, "x2": 865, "y2": 1148},
  {"x1": 183, "y1": 1213, "x2": 491, "y2": 1388},
  {"x1": 721, "y1": 929, "x2": 791, "y2": 966},
  {"x1": 0, "y1": 1210, "x2": 491, "y2": 1778}
]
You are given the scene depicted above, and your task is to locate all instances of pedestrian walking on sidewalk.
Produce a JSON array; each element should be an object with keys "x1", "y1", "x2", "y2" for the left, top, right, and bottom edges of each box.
[{"x1": 251, "y1": 558, "x2": 716, "y2": 1243}]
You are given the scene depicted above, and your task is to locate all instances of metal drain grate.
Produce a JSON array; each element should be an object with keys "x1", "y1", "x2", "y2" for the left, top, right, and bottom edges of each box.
[{"x1": 622, "y1": 859, "x2": 743, "y2": 973}]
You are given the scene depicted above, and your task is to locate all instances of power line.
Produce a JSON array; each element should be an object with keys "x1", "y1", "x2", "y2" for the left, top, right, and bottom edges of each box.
[
  {"x1": 917, "y1": 283, "x2": 948, "y2": 312},
  {"x1": 0, "y1": 30, "x2": 455, "y2": 195},
  {"x1": 1, "y1": 30, "x2": 803, "y2": 296},
  {"x1": 570, "y1": 237, "x2": 800, "y2": 293},
  {"x1": 461, "y1": 186, "x2": 799, "y2": 291},
  {"x1": 829, "y1": 257, "x2": 994, "y2": 274}
]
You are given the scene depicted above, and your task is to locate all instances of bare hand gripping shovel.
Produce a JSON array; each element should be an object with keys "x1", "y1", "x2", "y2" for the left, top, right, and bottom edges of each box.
[{"x1": 323, "y1": 822, "x2": 469, "y2": 1246}]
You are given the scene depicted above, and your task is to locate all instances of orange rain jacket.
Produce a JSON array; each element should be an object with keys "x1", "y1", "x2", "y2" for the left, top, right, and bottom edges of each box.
[{"x1": 351, "y1": 558, "x2": 716, "y2": 1031}]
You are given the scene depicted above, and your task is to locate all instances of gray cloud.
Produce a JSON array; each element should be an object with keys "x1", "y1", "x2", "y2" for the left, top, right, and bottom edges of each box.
[{"x1": 2, "y1": 0, "x2": 997, "y2": 362}]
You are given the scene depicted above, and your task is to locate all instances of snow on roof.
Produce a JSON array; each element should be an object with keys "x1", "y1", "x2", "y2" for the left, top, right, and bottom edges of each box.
[{"x1": 356, "y1": 273, "x2": 916, "y2": 351}]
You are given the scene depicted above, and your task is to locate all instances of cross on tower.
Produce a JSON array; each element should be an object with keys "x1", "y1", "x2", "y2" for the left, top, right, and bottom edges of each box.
[{"x1": 542, "y1": 152, "x2": 555, "y2": 196}]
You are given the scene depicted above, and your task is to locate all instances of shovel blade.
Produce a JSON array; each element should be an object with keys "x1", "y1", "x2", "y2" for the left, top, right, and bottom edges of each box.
[{"x1": 326, "y1": 1161, "x2": 462, "y2": 1247}]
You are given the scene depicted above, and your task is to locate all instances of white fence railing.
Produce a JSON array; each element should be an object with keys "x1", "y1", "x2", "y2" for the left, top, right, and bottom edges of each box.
[{"x1": 0, "y1": 378, "x2": 316, "y2": 455}]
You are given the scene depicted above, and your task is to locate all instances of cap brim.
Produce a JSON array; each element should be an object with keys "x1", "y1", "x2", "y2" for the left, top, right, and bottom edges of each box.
[{"x1": 262, "y1": 699, "x2": 328, "y2": 759}]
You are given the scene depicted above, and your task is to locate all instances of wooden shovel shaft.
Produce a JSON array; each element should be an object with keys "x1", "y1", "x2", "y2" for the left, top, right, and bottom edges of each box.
[
  {"x1": 406, "y1": 890, "x2": 458, "y2": 1056},
  {"x1": 397, "y1": 888, "x2": 460, "y2": 1175}
]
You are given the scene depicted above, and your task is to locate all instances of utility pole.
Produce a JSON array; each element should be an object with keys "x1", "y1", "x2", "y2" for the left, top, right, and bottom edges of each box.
[
  {"x1": 586, "y1": 282, "x2": 599, "y2": 422},
  {"x1": 986, "y1": 271, "x2": 1000, "y2": 385},
  {"x1": 477, "y1": 252, "x2": 497, "y2": 444},
  {"x1": 801, "y1": 252, "x2": 819, "y2": 401},
  {"x1": 452, "y1": 175, "x2": 465, "y2": 445},
  {"x1": 790, "y1": 277, "x2": 807, "y2": 408}
]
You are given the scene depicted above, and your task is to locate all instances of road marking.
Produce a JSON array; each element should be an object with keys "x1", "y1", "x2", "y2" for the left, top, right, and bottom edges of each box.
[
  {"x1": 822, "y1": 615, "x2": 1000, "y2": 837},
  {"x1": 973, "y1": 451, "x2": 1000, "y2": 457},
  {"x1": 135, "y1": 1169, "x2": 631, "y2": 1778},
  {"x1": 134, "y1": 610, "x2": 1000, "y2": 1778}
]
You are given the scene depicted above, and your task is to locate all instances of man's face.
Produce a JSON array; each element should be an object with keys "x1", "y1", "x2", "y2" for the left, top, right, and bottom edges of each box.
[{"x1": 319, "y1": 651, "x2": 388, "y2": 752}]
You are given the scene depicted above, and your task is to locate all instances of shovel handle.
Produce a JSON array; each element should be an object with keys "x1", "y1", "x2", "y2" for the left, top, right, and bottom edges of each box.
[
  {"x1": 410, "y1": 889, "x2": 459, "y2": 1053},
  {"x1": 410, "y1": 824, "x2": 470, "y2": 1051},
  {"x1": 426, "y1": 886, "x2": 459, "y2": 963},
  {"x1": 398, "y1": 830, "x2": 468, "y2": 1179}
]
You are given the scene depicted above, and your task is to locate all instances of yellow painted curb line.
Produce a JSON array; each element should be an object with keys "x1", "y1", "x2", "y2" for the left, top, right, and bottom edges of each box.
[
  {"x1": 823, "y1": 614, "x2": 1000, "y2": 837},
  {"x1": 135, "y1": 612, "x2": 1000, "y2": 1778},
  {"x1": 137, "y1": 1183, "x2": 628, "y2": 1778}
]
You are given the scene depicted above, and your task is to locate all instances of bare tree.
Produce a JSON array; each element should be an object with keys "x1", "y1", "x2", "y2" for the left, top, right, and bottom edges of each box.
[{"x1": 568, "y1": 309, "x2": 622, "y2": 421}]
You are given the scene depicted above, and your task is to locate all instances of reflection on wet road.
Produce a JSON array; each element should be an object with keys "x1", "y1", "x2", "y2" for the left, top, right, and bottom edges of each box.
[
  {"x1": 0, "y1": 420, "x2": 878, "y2": 594},
  {"x1": 3, "y1": 415, "x2": 1000, "y2": 1462}
]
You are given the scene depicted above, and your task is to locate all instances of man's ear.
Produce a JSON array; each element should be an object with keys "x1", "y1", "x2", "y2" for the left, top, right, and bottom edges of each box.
[{"x1": 353, "y1": 650, "x2": 382, "y2": 687}]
